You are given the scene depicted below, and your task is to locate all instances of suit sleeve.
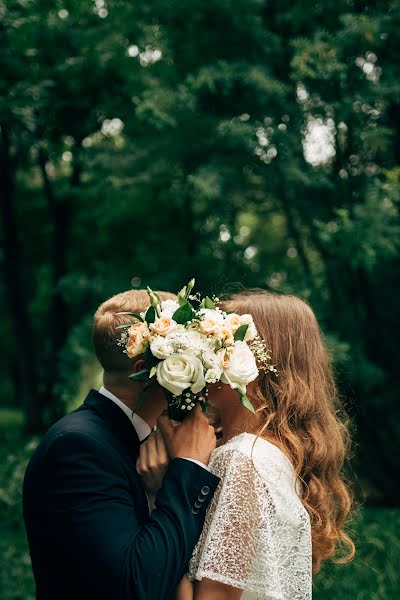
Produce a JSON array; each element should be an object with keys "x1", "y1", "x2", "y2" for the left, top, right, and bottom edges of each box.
[{"x1": 39, "y1": 430, "x2": 219, "y2": 600}]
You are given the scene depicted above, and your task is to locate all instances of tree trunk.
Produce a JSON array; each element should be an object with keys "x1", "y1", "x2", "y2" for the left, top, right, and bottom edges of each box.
[
  {"x1": 0, "y1": 123, "x2": 43, "y2": 433},
  {"x1": 38, "y1": 144, "x2": 81, "y2": 422}
]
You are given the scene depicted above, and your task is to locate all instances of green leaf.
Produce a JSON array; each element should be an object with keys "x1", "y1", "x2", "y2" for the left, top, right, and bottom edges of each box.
[
  {"x1": 149, "y1": 365, "x2": 158, "y2": 378},
  {"x1": 145, "y1": 306, "x2": 156, "y2": 324},
  {"x1": 115, "y1": 312, "x2": 144, "y2": 322},
  {"x1": 238, "y1": 392, "x2": 255, "y2": 414},
  {"x1": 234, "y1": 324, "x2": 248, "y2": 341},
  {"x1": 203, "y1": 296, "x2": 216, "y2": 309},
  {"x1": 129, "y1": 369, "x2": 150, "y2": 382},
  {"x1": 172, "y1": 301, "x2": 195, "y2": 324},
  {"x1": 116, "y1": 321, "x2": 141, "y2": 329},
  {"x1": 178, "y1": 293, "x2": 187, "y2": 306}
]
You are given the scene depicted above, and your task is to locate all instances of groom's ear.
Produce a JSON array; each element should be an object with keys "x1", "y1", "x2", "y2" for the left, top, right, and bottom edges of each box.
[{"x1": 132, "y1": 358, "x2": 146, "y2": 373}]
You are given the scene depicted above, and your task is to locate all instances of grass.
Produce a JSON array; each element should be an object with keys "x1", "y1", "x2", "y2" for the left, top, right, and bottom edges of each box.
[{"x1": 1, "y1": 407, "x2": 399, "y2": 599}]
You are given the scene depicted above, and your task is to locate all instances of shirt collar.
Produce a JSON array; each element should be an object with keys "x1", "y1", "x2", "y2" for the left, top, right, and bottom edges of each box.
[{"x1": 98, "y1": 386, "x2": 152, "y2": 442}]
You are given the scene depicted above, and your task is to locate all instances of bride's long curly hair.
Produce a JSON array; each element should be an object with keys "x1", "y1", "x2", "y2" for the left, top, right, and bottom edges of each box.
[{"x1": 222, "y1": 290, "x2": 355, "y2": 574}]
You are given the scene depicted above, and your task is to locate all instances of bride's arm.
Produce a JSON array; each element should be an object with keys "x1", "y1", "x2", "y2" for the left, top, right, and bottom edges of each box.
[
  {"x1": 174, "y1": 575, "x2": 194, "y2": 600},
  {"x1": 174, "y1": 576, "x2": 243, "y2": 600},
  {"x1": 193, "y1": 578, "x2": 243, "y2": 599}
]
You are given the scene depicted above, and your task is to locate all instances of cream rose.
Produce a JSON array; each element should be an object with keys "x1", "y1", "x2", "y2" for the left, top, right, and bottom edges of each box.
[
  {"x1": 156, "y1": 354, "x2": 206, "y2": 396},
  {"x1": 220, "y1": 340, "x2": 259, "y2": 394},
  {"x1": 126, "y1": 322, "x2": 151, "y2": 358},
  {"x1": 198, "y1": 309, "x2": 224, "y2": 335},
  {"x1": 150, "y1": 316, "x2": 177, "y2": 337},
  {"x1": 217, "y1": 346, "x2": 235, "y2": 369},
  {"x1": 240, "y1": 314, "x2": 257, "y2": 341},
  {"x1": 224, "y1": 313, "x2": 242, "y2": 332},
  {"x1": 216, "y1": 325, "x2": 234, "y2": 346}
]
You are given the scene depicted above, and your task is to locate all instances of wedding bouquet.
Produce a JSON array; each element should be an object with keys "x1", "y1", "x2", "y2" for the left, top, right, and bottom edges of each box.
[{"x1": 117, "y1": 279, "x2": 276, "y2": 420}]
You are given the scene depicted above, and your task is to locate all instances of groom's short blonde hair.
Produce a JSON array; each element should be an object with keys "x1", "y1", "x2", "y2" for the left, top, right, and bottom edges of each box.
[{"x1": 93, "y1": 289, "x2": 176, "y2": 372}]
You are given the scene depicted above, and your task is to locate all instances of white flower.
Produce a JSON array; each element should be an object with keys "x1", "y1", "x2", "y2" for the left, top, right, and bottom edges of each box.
[
  {"x1": 240, "y1": 314, "x2": 257, "y2": 341},
  {"x1": 150, "y1": 335, "x2": 174, "y2": 359},
  {"x1": 220, "y1": 340, "x2": 259, "y2": 394},
  {"x1": 205, "y1": 366, "x2": 223, "y2": 383},
  {"x1": 201, "y1": 349, "x2": 220, "y2": 370},
  {"x1": 150, "y1": 316, "x2": 177, "y2": 336},
  {"x1": 157, "y1": 354, "x2": 206, "y2": 396},
  {"x1": 160, "y1": 299, "x2": 180, "y2": 318},
  {"x1": 166, "y1": 330, "x2": 212, "y2": 357}
]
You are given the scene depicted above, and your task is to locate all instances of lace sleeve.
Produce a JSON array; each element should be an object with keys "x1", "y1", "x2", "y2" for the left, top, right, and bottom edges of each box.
[{"x1": 188, "y1": 447, "x2": 263, "y2": 590}]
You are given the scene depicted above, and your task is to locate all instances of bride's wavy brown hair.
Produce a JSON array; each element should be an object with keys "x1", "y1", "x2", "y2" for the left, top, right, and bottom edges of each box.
[{"x1": 222, "y1": 290, "x2": 355, "y2": 574}]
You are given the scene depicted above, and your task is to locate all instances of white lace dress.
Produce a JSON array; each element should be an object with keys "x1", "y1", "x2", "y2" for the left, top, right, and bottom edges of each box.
[{"x1": 188, "y1": 432, "x2": 312, "y2": 600}]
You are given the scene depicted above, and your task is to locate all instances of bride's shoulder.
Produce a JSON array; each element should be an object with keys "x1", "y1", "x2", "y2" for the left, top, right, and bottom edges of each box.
[{"x1": 210, "y1": 432, "x2": 295, "y2": 479}]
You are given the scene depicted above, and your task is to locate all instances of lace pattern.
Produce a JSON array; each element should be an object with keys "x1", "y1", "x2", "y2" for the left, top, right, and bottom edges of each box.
[{"x1": 188, "y1": 433, "x2": 312, "y2": 600}]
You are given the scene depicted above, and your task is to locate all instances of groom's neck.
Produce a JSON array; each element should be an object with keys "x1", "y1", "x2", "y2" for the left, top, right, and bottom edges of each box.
[{"x1": 102, "y1": 373, "x2": 167, "y2": 429}]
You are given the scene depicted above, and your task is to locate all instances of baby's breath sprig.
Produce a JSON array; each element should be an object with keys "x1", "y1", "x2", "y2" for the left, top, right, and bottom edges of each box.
[
  {"x1": 117, "y1": 331, "x2": 129, "y2": 348},
  {"x1": 250, "y1": 335, "x2": 278, "y2": 375}
]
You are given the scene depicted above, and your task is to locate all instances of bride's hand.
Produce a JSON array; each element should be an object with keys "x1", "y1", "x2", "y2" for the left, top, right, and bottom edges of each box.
[{"x1": 136, "y1": 428, "x2": 169, "y2": 497}]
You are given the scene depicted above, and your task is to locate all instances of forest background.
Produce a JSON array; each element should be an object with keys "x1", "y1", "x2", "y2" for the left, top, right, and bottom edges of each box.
[{"x1": 1, "y1": 0, "x2": 399, "y2": 598}]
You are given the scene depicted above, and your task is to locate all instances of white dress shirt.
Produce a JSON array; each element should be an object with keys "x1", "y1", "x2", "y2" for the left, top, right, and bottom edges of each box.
[
  {"x1": 98, "y1": 387, "x2": 208, "y2": 470},
  {"x1": 99, "y1": 386, "x2": 152, "y2": 441}
]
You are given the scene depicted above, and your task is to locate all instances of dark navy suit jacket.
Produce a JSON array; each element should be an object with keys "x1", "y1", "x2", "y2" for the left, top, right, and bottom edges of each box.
[{"x1": 23, "y1": 390, "x2": 219, "y2": 600}]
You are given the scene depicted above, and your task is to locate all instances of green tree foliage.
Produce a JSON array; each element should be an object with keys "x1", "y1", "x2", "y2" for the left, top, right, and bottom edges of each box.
[{"x1": 0, "y1": 0, "x2": 399, "y2": 503}]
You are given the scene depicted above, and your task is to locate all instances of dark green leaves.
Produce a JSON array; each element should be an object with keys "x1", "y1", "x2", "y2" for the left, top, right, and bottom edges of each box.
[
  {"x1": 172, "y1": 301, "x2": 196, "y2": 324},
  {"x1": 234, "y1": 324, "x2": 248, "y2": 341},
  {"x1": 145, "y1": 306, "x2": 156, "y2": 324},
  {"x1": 128, "y1": 369, "x2": 150, "y2": 382}
]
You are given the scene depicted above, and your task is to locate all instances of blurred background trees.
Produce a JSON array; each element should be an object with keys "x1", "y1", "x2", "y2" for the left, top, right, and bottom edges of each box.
[{"x1": 1, "y1": 0, "x2": 399, "y2": 511}]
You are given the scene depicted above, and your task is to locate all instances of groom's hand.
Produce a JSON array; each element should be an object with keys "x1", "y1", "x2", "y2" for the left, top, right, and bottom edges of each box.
[
  {"x1": 136, "y1": 428, "x2": 170, "y2": 496},
  {"x1": 157, "y1": 404, "x2": 216, "y2": 466}
]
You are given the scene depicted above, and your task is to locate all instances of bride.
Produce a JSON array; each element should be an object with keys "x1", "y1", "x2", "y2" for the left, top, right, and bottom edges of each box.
[{"x1": 141, "y1": 290, "x2": 355, "y2": 600}]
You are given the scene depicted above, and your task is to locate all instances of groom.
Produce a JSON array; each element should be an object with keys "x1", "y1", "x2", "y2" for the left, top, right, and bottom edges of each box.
[{"x1": 23, "y1": 289, "x2": 219, "y2": 600}]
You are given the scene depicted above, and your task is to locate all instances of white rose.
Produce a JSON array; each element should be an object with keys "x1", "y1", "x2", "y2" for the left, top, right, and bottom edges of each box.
[
  {"x1": 220, "y1": 340, "x2": 259, "y2": 394},
  {"x1": 150, "y1": 316, "x2": 177, "y2": 337},
  {"x1": 240, "y1": 314, "x2": 257, "y2": 341},
  {"x1": 160, "y1": 299, "x2": 180, "y2": 318},
  {"x1": 125, "y1": 322, "x2": 151, "y2": 358},
  {"x1": 156, "y1": 354, "x2": 206, "y2": 396},
  {"x1": 205, "y1": 366, "x2": 223, "y2": 383},
  {"x1": 150, "y1": 335, "x2": 174, "y2": 359}
]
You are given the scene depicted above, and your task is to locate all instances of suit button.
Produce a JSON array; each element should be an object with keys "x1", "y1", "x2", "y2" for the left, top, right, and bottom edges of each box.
[
  {"x1": 192, "y1": 507, "x2": 200, "y2": 515},
  {"x1": 201, "y1": 486, "x2": 210, "y2": 495},
  {"x1": 194, "y1": 500, "x2": 202, "y2": 509},
  {"x1": 197, "y1": 495, "x2": 206, "y2": 503}
]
